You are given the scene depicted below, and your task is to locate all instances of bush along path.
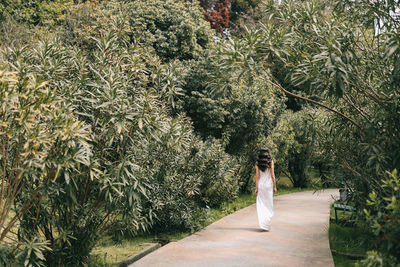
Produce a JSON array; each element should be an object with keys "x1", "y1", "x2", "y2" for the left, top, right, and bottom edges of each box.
[{"x1": 131, "y1": 189, "x2": 339, "y2": 267}]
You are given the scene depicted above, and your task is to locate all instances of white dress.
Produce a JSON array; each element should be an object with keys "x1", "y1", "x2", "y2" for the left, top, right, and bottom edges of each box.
[{"x1": 257, "y1": 168, "x2": 273, "y2": 230}]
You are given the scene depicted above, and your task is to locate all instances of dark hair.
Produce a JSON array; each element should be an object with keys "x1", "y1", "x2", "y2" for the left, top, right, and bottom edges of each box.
[{"x1": 257, "y1": 147, "x2": 271, "y2": 172}]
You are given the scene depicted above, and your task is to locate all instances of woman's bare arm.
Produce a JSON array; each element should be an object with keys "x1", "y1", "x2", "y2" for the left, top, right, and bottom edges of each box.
[
  {"x1": 271, "y1": 161, "x2": 277, "y2": 194},
  {"x1": 255, "y1": 165, "x2": 260, "y2": 195}
]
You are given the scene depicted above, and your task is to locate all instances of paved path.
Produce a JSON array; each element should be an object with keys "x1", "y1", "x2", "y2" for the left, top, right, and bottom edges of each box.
[{"x1": 132, "y1": 189, "x2": 339, "y2": 267}]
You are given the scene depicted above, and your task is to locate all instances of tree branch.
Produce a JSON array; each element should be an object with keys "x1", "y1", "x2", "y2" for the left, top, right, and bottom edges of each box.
[
  {"x1": 343, "y1": 93, "x2": 371, "y2": 122},
  {"x1": 266, "y1": 77, "x2": 362, "y2": 130}
]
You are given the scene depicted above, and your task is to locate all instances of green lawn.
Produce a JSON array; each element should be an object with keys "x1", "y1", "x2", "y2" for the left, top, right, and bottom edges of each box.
[
  {"x1": 90, "y1": 237, "x2": 153, "y2": 266},
  {"x1": 277, "y1": 175, "x2": 293, "y2": 188},
  {"x1": 329, "y1": 203, "x2": 375, "y2": 267}
]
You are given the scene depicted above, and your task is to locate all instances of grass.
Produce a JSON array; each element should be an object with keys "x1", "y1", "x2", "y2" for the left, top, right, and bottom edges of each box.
[
  {"x1": 329, "y1": 203, "x2": 375, "y2": 267},
  {"x1": 208, "y1": 193, "x2": 256, "y2": 224},
  {"x1": 87, "y1": 180, "x2": 318, "y2": 267},
  {"x1": 89, "y1": 237, "x2": 155, "y2": 266},
  {"x1": 277, "y1": 175, "x2": 293, "y2": 188}
]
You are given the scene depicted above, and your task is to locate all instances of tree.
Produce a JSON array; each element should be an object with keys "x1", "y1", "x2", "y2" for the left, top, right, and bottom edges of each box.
[
  {"x1": 171, "y1": 49, "x2": 285, "y2": 191},
  {"x1": 266, "y1": 109, "x2": 325, "y2": 188},
  {"x1": 216, "y1": 0, "x2": 400, "y2": 261},
  {"x1": 127, "y1": 0, "x2": 215, "y2": 60}
]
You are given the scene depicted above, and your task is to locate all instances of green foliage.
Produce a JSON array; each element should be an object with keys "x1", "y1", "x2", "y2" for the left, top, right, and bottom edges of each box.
[
  {"x1": 0, "y1": 68, "x2": 92, "y2": 267},
  {"x1": 0, "y1": 243, "x2": 13, "y2": 266},
  {"x1": 266, "y1": 108, "x2": 325, "y2": 188},
  {"x1": 58, "y1": 0, "x2": 215, "y2": 58},
  {"x1": 7, "y1": 0, "x2": 394, "y2": 265},
  {"x1": 363, "y1": 170, "x2": 400, "y2": 264},
  {"x1": 356, "y1": 251, "x2": 398, "y2": 267},
  {"x1": 16, "y1": 238, "x2": 52, "y2": 267},
  {"x1": 0, "y1": 15, "x2": 39, "y2": 47},
  {"x1": 194, "y1": 139, "x2": 239, "y2": 207},
  {"x1": 179, "y1": 40, "x2": 286, "y2": 151},
  {"x1": 59, "y1": 1, "x2": 133, "y2": 51},
  {"x1": 0, "y1": 237, "x2": 52, "y2": 267},
  {"x1": 229, "y1": 0, "x2": 262, "y2": 23},
  {"x1": 182, "y1": 78, "x2": 275, "y2": 155},
  {"x1": 173, "y1": 50, "x2": 285, "y2": 191},
  {"x1": 0, "y1": 1, "x2": 241, "y2": 262},
  {"x1": 127, "y1": 0, "x2": 215, "y2": 61},
  {"x1": 217, "y1": 0, "x2": 400, "y2": 203},
  {"x1": 0, "y1": 0, "x2": 73, "y2": 26},
  {"x1": 7, "y1": 34, "x2": 176, "y2": 264},
  {"x1": 132, "y1": 124, "x2": 238, "y2": 232},
  {"x1": 210, "y1": 8, "x2": 400, "y2": 265},
  {"x1": 329, "y1": 203, "x2": 376, "y2": 267}
]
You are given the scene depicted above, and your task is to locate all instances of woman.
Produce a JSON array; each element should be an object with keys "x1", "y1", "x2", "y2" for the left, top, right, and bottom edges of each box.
[{"x1": 254, "y1": 148, "x2": 277, "y2": 231}]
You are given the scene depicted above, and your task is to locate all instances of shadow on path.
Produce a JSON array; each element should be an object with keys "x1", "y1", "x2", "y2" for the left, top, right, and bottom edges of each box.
[{"x1": 210, "y1": 227, "x2": 267, "y2": 232}]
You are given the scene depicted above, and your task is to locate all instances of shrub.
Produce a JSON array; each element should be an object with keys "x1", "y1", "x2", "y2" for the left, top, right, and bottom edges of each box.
[
  {"x1": 0, "y1": 0, "x2": 73, "y2": 26},
  {"x1": 130, "y1": 119, "x2": 238, "y2": 233},
  {"x1": 59, "y1": 1, "x2": 132, "y2": 51},
  {"x1": 2, "y1": 28, "x2": 241, "y2": 264},
  {"x1": 363, "y1": 170, "x2": 400, "y2": 265},
  {"x1": 266, "y1": 109, "x2": 324, "y2": 188},
  {"x1": 177, "y1": 56, "x2": 282, "y2": 155},
  {"x1": 58, "y1": 0, "x2": 215, "y2": 60},
  {"x1": 194, "y1": 138, "x2": 239, "y2": 207},
  {"x1": 127, "y1": 0, "x2": 215, "y2": 60},
  {"x1": 0, "y1": 69, "x2": 92, "y2": 266},
  {"x1": 2, "y1": 36, "x2": 155, "y2": 265}
]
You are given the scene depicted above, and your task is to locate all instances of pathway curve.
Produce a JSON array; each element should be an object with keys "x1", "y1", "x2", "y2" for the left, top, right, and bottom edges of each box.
[{"x1": 132, "y1": 189, "x2": 339, "y2": 267}]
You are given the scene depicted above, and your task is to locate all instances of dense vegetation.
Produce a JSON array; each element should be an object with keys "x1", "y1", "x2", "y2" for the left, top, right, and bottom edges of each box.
[{"x1": 0, "y1": 0, "x2": 399, "y2": 266}]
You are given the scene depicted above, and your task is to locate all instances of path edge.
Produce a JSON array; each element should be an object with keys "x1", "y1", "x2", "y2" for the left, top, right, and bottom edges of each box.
[{"x1": 113, "y1": 243, "x2": 161, "y2": 267}]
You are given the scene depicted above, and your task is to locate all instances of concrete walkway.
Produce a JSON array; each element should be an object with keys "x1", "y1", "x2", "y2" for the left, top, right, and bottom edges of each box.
[{"x1": 132, "y1": 189, "x2": 339, "y2": 267}]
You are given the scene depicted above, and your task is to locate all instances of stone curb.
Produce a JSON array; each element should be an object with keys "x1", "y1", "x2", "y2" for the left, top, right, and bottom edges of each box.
[
  {"x1": 113, "y1": 243, "x2": 161, "y2": 267},
  {"x1": 331, "y1": 249, "x2": 366, "y2": 260}
]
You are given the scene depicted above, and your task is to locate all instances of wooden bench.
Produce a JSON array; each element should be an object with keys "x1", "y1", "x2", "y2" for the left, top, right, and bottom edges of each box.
[{"x1": 333, "y1": 203, "x2": 356, "y2": 223}]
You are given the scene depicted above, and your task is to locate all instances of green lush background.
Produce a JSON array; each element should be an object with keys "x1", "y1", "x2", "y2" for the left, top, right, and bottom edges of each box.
[{"x1": 0, "y1": 0, "x2": 399, "y2": 266}]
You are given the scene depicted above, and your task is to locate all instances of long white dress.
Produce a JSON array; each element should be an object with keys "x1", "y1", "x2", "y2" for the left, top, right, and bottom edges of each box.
[{"x1": 257, "y1": 168, "x2": 273, "y2": 230}]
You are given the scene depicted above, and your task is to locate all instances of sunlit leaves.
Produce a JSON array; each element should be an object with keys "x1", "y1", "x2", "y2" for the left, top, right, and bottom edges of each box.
[{"x1": 0, "y1": 69, "x2": 92, "y2": 266}]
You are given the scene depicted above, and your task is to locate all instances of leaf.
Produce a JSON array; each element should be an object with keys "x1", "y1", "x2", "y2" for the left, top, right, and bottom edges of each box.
[
  {"x1": 138, "y1": 118, "x2": 143, "y2": 130},
  {"x1": 65, "y1": 171, "x2": 70, "y2": 184},
  {"x1": 54, "y1": 166, "x2": 61, "y2": 181},
  {"x1": 385, "y1": 41, "x2": 399, "y2": 58}
]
